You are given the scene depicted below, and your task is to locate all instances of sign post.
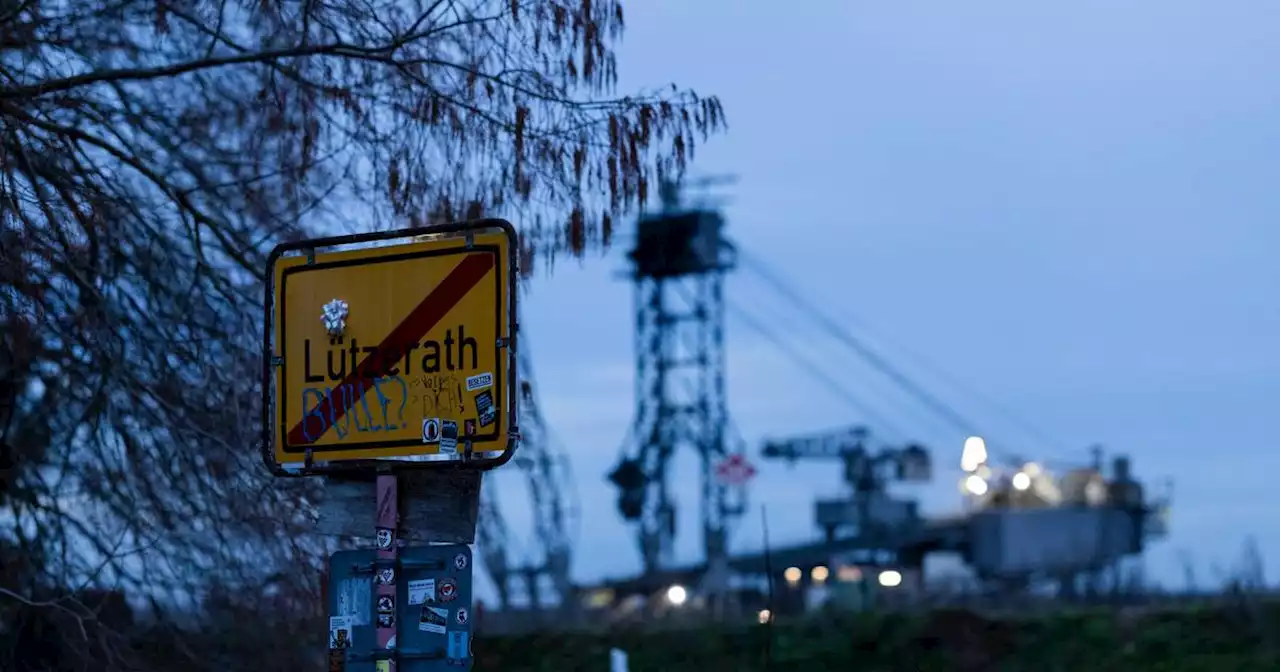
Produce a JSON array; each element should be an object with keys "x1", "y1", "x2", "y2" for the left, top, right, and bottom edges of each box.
[
  {"x1": 374, "y1": 473, "x2": 397, "y2": 669},
  {"x1": 263, "y1": 220, "x2": 519, "y2": 671}
]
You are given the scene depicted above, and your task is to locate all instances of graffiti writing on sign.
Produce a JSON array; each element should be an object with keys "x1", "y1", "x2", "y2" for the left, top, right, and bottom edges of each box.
[
  {"x1": 296, "y1": 327, "x2": 483, "y2": 443},
  {"x1": 411, "y1": 373, "x2": 465, "y2": 417},
  {"x1": 298, "y1": 375, "x2": 410, "y2": 442}
]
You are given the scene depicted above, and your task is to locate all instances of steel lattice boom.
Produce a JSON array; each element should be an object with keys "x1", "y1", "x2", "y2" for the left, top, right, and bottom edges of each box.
[
  {"x1": 476, "y1": 325, "x2": 578, "y2": 615},
  {"x1": 609, "y1": 182, "x2": 745, "y2": 575}
]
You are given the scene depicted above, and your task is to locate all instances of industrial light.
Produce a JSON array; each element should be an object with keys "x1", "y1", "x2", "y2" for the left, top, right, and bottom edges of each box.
[
  {"x1": 878, "y1": 570, "x2": 903, "y2": 588},
  {"x1": 757, "y1": 609, "x2": 772, "y2": 624},
  {"x1": 1011, "y1": 472, "x2": 1032, "y2": 491},
  {"x1": 1023, "y1": 462, "x2": 1042, "y2": 477},
  {"x1": 963, "y1": 474, "x2": 989, "y2": 496},
  {"x1": 961, "y1": 436, "x2": 988, "y2": 472},
  {"x1": 665, "y1": 585, "x2": 687, "y2": 606},
  {"x1": 783, "y1": 566, "x2": 802, "y2": 584},
  {"x1": 836, "y1": 565, "x2": 862, "y2": 582},
  {"x1": 811, "y1": 565, "x2": 829, "y2": 583}
]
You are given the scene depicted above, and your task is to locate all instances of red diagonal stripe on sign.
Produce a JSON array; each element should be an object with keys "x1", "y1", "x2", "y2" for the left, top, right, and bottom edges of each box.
[{"x1": 287, "y1": 253, "x2": 495, "y2": 447}]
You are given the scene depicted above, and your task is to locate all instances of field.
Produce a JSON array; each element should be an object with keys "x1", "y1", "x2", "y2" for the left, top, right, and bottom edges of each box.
[{"x1": 474, "y1": 600, "x2": 1280, "y2": 671}]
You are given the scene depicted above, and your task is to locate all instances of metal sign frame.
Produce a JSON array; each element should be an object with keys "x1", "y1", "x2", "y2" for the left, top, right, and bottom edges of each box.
[{"x1": 259, "y1": 219, "x2": 520, "y2": 477}]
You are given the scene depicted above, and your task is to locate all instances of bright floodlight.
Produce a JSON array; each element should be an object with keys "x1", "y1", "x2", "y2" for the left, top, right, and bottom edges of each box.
[
  {"x1": 811, "y1": 565, "x2": 830, "y2": 583},
  {"x1": 964, "y1": 474, "x2": 989, "y2": 496},
  {"x1": 961, "y1": 436, "x2": 988, "y2": 472},
  {"x1": 878, "y1": 570, "x2": 903, "y2": 588},
  {"x1": 1012, "y1": 472, "x2": 1032, "y2": 491},
  {"x1": 665, "y1": 585, "x2": 687, "y2": 606},
  {"x1": 783, "y1": 566, "x2": 802, "y2": 584},
  {"x1": 757, "y1": 609, "x2": 772, "y2": 624}
]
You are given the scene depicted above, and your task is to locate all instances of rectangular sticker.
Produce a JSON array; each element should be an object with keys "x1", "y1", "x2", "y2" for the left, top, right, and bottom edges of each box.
[
  {"x1": 408, "y1": 578, "x2": 435, "y2": 605},
  {"x1": 420, "y1": 606, "x2": 448, "y2": 634},
  {"x1": 447, "y1": 630, "x2": 469, "y2": 660},
  {"x1": 465, "y1": 372, "x2": 493, "y2": 391},
  {"x1": 375, "y1": 661, "x2": 390, "y2": 672},
  {"x1": 328, "y1": 616, "x2": 353, "y2": 649},
  {"x1": 440, "y1": 420, "x2": 458, "y2": 454},
  {"x1": 335, "y1": 578, "x2": 372, "y2": 626},
  {"x1": 474, "y1": 390, "x2": 495, "y2": 428}
]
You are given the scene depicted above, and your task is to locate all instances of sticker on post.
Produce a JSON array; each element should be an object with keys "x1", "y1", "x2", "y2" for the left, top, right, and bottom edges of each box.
[
  {"x1": 447, "y1": 631, "x2": 469, "y2": 660},
  {"x1": 335, "y1": 578, "x2": 372, "y2": 626},
  {"x1": 375, "y1": 568, "x2": 395, "y2": 585},
  {"x1": 375, "y1": 661, "x2": 390, "y2": 672},
  {"x1": 440, "y1": 420, "x2": 458, "y2": 454},
  {"x1": 420, "y1": 606, "x2": 447, "y2": 634},
  {"x1": 466, "y1": 372, "x2": 492, "y2": 391},
  {"x1": 438, "y1": 578, "x2": 458, "y2": 602},
  {"x1": 376, "y1": 613, "x2": 394, "y2": 628},
  {"x1": 453, "y1": 553, "x2": 468, "y2": 571},
  {"x1": 473, "y1": 390, "x2": 495, "y2": 428},
  {"x1": 422, "y1": 417, "x2": 441, "y2": 444},
  {"x1": 455, "y1": 608, "x2": 469, "y2": 626},
  {"x1": 377, "y1": 595, "x2": 395, "y2": 614},
  {"x1": 329, "y1": 616, "x2": 353, "y2": 649},
  {"x1": 408, "y1": 578, "x2": 436, "y2": 605},
  {"x1": 464, "y1": 419, "x2": 476, "y2": 437}
]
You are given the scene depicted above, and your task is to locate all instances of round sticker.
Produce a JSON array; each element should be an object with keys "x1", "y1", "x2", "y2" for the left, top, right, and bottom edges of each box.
[
  {"x1": 375, "y1": 528, "x2": 393, "y2": 550},
  {"x1": 439, "y1": 578, "x2": 458, "y2": 602},
  {"x1": 456, "y1": 608, "x2": 469, "y2": 625},
  {"x1": 454, "y1": 553, "x2": 468, "y2": 570},
  {"x1": 422, "y1": 418, "x2": 441, "y2": 443}
]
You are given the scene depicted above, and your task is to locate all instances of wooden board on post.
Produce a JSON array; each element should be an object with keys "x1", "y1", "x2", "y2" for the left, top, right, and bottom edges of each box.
[{"x1": 314, "y1": 470, "x2": 482, "y2": 544}]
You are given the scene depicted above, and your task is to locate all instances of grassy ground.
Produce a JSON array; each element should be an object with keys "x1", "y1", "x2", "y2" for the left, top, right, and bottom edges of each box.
[{"x1": 474, "y1": 601, "x2": 1280, "y2": 671}]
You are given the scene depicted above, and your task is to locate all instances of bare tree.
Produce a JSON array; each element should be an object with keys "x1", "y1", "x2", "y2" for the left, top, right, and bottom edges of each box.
[{"x1": 0, "y1": 0, "x2": 723, "y2": 667}]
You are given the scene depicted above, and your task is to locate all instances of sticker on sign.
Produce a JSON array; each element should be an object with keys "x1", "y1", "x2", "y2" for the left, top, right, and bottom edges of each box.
[
  {"x1": 465, "y1": 372, "x2": 492, "y2": 391},
  {"x1": 408, "y1": 578, "x2": 435, "y2": 605},
  {"x1": 262, "y1": 221, "x2": 519, "y2": 473}
]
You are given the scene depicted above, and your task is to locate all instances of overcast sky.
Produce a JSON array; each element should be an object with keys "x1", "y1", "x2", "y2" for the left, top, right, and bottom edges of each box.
[{"x1": 485, "y1": 0, "x2": 1280, "y2": 595}]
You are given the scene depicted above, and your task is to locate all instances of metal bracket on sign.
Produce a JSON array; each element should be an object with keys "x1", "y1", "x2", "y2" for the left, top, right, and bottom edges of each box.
[
  {"x1": 464, "y1": 232, "x2": 475, "y2": 249},
  {"x1": 304, "y1": 248, "x2": 316, "y2": 265},
  {"x1": 270, "y1": 355, "x2": 283, "y2": 368},
  {"x1": 462, "y1": 440, "x2": 474, "y2": 461},
  {"x1": 496, "y1": 337, "x2": 510, "y2": 349},
  {"x1": 304, "y1": 448, "x2": 314, "y2": 469}
]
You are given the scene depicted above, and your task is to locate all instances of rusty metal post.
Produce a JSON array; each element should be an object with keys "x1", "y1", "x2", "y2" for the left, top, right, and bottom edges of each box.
[{"x1": 375, "y1": 471, "x2": 398, "y2": 671}]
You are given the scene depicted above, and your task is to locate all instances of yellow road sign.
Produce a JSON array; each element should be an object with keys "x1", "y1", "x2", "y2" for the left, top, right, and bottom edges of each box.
[{"x1": 264, "y1": 222, "x2": 517, "y2": 471}]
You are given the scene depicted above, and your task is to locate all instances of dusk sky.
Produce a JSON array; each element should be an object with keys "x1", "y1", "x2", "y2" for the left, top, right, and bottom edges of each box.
[{"x1": 485, "y1": 0, "x2": 1280, "y2": 593}]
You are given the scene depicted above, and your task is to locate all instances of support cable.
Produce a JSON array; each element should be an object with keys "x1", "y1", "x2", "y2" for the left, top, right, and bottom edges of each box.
[
  {"x1": 737, "y1": 249, "x2": 1069, "y2": 466},
  {"x1": 740, "y1": 250, "x2": 1085, "y2": 459},
  {"x1": 725, "y1": 298, "x2": 912, "y2": 441}
]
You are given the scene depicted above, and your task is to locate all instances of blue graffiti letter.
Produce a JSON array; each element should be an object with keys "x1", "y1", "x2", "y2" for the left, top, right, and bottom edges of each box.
[
  {"x1": 325, "y1": 387, "x2": 349, "y2": 439},
  {"x1": 371, "y1": 377, "x2": 393, "y2": 430},
  {"x1": 300, "y1": 388, "x2": 329, "y2": 442},
  {"x1": 359, "y1": 380, "x2": 383, "y2": 432},
  {"x1": 350, "y1": 381, "x2": 370, "y2": 432}
]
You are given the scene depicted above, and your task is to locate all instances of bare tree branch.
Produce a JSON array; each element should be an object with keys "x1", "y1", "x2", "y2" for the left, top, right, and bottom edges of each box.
[{"x1": 1, "y1": 0, "x2": 725, "y2": 668}]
